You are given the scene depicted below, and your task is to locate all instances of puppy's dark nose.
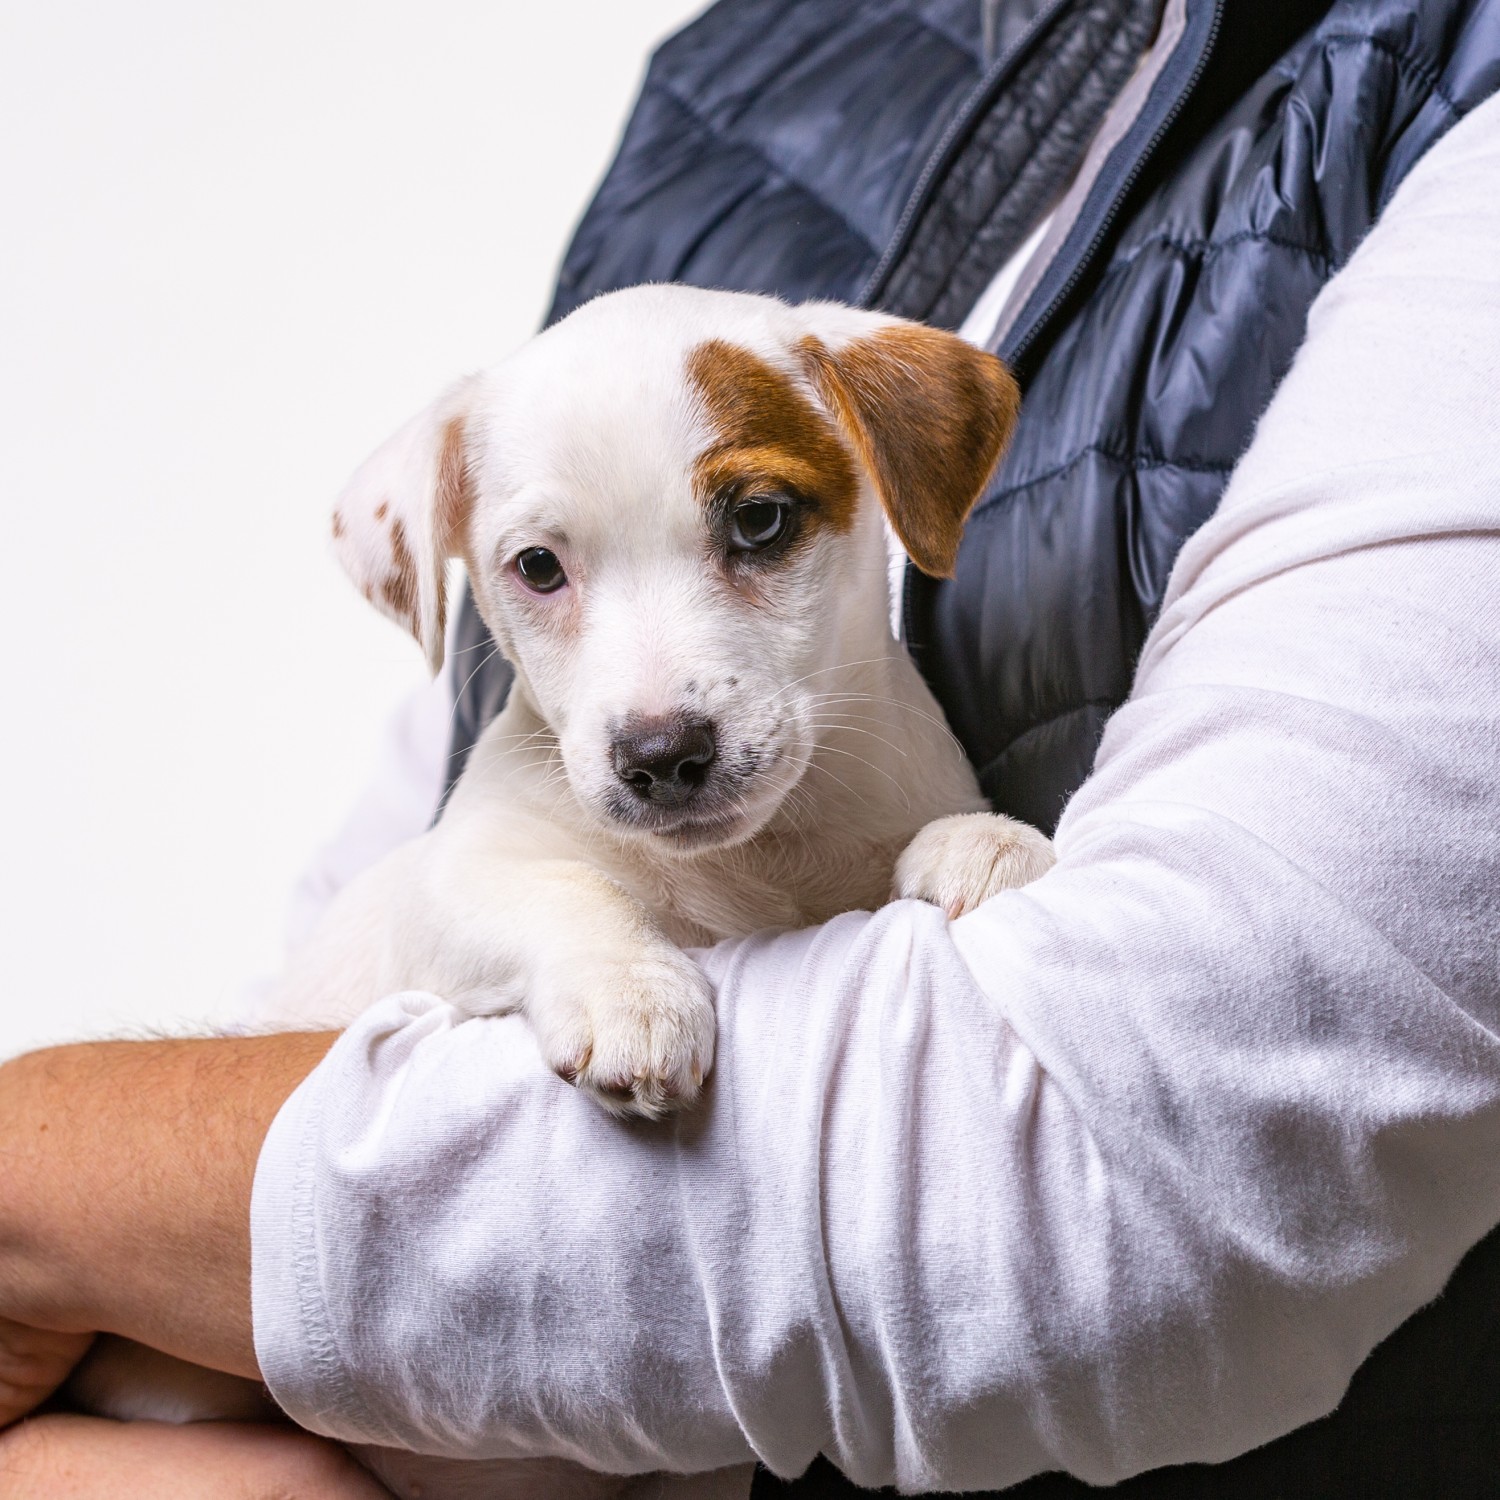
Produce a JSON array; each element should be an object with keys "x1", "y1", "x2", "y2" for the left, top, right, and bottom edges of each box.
[{"x1": 612, "y1": 715, "x2": 717, "y2": 806}]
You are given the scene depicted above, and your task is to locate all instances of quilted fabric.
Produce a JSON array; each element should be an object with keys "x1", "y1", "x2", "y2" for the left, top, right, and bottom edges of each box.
[{"x1": 913, "y1": 0, "x2": 1500, "y2": 828}]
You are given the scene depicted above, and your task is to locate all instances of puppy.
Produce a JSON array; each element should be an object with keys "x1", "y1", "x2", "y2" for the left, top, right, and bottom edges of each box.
[
  {"x1": 262, "y1": 283, "x2": 1054, "y2": 1113},
  {"x1": 71, "y1": 286, "x2": 1055, "y2": 1494}
]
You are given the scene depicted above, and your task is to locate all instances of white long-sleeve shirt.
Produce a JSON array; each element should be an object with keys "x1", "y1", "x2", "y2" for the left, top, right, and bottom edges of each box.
[{"x1": 251, "y1": 89, "x2": 1500, "y2": 1491}]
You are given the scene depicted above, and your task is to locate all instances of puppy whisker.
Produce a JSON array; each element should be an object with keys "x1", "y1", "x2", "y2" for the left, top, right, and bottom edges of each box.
[
  {"x1": 809, "y1": 743, "x2": 912, "y2": 812},
  {"x1": 806, "y1": 717, "x2": 912, "y2": 760},
  {"x1": 765, "y1": 657, "x2": 894, "y2": 705},
  {"x1": 804, "y1": 693, "x2": 968, "y2": 757},
  {"x1": 799, "y1": 758, "x2": 879, "y2": 813},
  {"x1": 448, "y1": 645, "x2": 504, "y2": 732}
]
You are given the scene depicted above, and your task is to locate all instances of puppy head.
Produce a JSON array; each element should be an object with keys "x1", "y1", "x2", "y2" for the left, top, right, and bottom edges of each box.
[{"x1": 333, "y1": 286, "x2": 1018, "y2": 848}]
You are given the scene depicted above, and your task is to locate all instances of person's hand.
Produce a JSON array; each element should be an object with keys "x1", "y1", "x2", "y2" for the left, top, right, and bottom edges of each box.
[{"x1": 0, "y1": 1316, "x2": 93, "y2": 1428}]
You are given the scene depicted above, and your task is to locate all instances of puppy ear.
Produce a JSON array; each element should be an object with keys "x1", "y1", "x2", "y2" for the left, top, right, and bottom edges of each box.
[
  {"x1": 331, "y1": 376, "x2": 481, "y2": 674},
  {"x1": 799, "y1": 313, "x2": 1020, "y2": 577}
]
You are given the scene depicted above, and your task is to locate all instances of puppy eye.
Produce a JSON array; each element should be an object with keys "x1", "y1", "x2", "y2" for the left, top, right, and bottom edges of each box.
[
  {"x1": 729, "y1": 496, "x2": 793, "y2": 552},
  {"x1": 515, "y1": 547, "x2": 567, "y2": 593}
]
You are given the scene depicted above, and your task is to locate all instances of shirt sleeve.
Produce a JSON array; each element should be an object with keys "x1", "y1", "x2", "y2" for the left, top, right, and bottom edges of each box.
[{"x1": 250, "y1": 92, "x2": 1500, "y2": 1490}]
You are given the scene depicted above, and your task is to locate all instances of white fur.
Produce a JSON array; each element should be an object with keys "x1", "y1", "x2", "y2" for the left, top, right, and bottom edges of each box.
[
  {"x1": 265, "y1": 285, "x2": 1051, "y2": 1119},
  {"x1": 893, "y1": 811, "x2": 1057, "y2": 916}
]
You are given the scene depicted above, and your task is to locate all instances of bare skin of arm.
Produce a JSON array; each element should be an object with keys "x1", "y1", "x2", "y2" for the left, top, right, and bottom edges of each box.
[
  {"x1": 0, "y1": 1034, "x2": 333, "y2": 1377},
  {"x1": 0, "y1": 1034, "x2": 395, "y2": 1498},
  {"x1": 0, "y1": 1414, "x2": 393, "y2": 1498}
]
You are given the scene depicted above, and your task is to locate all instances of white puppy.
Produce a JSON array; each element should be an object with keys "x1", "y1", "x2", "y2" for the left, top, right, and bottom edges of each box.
[
  {"x1": 71, "y1": 286, "x2": 1055, "y2": 1495},
  {"x1": 264, "y1": 283, "x2": 1055, "y2": 1114}
]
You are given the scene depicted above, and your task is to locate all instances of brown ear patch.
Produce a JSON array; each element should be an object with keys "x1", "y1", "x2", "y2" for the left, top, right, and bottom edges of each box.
[
  {"x1": 381, "y1": 518, "x2": 419, "y2": 636},
  {"x1": 434, "y1": 415, "x2": 472, "y2": 558},
  {"x1": 799, "y1": 326, "x2": 1020, "y2": 577},
  {"x1": 686, "y1": 339, "x2": 857, "y2": 533},
  {"x1": 367, "y1": 417, "x2": 472, "y2": 649},
  {"x1": 416, "y1": 414, "x2": 474, "y2": 652}
]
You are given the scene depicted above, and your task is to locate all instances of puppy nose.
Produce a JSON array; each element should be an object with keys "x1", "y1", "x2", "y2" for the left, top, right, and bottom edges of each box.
[{"x1": 612, "y1": 715, "x2": 717, "y2": 806}]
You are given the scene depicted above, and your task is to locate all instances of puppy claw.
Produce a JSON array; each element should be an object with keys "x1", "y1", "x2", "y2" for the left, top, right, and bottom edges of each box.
[
  {"x1": 538, "y1": 948, "x2": 716, "y2": 1120},
  {"x1": 551, "y1": 1040, "x2": 591, "y2": 1086}
]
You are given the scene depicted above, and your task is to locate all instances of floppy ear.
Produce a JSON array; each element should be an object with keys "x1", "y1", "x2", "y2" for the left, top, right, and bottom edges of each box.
[
  {"x1": 798, "y1": 313, "x2": 1020, "y2": 577},
  {"x1": 331, "y1": 376, "x2": 480, "y2": 674}
]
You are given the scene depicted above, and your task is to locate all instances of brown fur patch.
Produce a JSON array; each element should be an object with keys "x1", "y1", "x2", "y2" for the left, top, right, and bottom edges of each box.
[
  {"x1": 428, "y1": 415, "x2": 475, "y2": 650},
  {"x1": 374, "y1": 416, "x2": 474, "y2": 650},
  {"x1": 435, "y1": 417, "x2": 472, "y2": 559},
  {"x1": 331, "y1": 510, "x2": 345, "y2": 540},
  {"x1": 686, "y1": 340, "x2": 857, "y2": 533},
  {"x1": 381, "y1": 518, "x2": 420, "y2": 635},
  {"x1": 799, "y1": 325, "x2": 1020, "y2": 577}
]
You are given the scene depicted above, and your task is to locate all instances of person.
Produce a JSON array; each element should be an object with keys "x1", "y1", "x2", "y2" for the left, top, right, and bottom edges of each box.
[{"x1": 3, "y1": 0, "x2": 1500, "y2": 1494}]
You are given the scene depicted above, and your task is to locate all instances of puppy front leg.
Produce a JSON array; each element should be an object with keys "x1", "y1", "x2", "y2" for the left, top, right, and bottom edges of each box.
[{"x1": 415, "y1": 855, "x2": 716, "y2": 1119}]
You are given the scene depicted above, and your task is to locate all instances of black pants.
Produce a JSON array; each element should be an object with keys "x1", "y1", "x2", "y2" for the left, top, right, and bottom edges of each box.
[{"x1": 753, "y1": 1223, "x2": 1500, "y2": 1498}]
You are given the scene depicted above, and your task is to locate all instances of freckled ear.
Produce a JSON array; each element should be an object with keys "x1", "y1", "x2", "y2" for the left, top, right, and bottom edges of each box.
[
  {"x1": 798, "y1": 319, "x2": 1020, "y2": 577},
  {"x1": 330, "y1": 376, "x2": 481, "y2": 674}
]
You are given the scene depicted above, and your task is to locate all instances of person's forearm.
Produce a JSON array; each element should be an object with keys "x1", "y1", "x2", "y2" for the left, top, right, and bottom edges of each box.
[
  {"x1": 0, "y1": 1032, "x2": 335, "y2": 1379},
  {"x1": 0, "y1": 1414, "x2": 395, "y2": 1498}
]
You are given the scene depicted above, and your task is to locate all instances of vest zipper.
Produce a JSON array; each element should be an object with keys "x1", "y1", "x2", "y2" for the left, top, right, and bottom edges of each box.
[
  {"x1": 1002, "y1": 0, "x2": 1223, "y2": 371},
  {"x1": 898, "y1": 0, "x2": 1221, "y2": 646}
]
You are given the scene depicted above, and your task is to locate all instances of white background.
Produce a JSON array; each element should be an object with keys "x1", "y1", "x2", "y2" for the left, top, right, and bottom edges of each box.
[{"x1": 0, "y1": 0, "x2": 705, "y2": 1059}]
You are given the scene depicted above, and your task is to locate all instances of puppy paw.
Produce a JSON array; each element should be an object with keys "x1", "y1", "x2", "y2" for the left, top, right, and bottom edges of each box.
[
  {"x1": 893, "y1": 811, "x2": 1055, "y2": 919},
  {"x1": 536, "y1": 946, "x2": 716, "y2": 1120}
]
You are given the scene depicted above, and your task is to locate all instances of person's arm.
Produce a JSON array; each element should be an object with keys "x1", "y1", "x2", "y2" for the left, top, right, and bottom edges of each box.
[
  {"x1": 0, "y1": 1413, "x2": 393, "y2": 1499},
  {"x1": 242, "y1": 90, "x2": 1500, "y2": 1488},
  {"x1": 0, "y1": 1033, "x2": 333, "y2": 1384}
]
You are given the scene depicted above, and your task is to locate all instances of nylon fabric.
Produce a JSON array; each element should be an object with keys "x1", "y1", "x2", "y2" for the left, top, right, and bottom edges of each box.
[{"x1": 914, "y1": 0, "x2": 1500, "y2": 829}]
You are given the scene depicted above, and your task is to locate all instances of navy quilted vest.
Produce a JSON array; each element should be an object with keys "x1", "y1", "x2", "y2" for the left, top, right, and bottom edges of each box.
[{"x1": 444, "y1": 0, "x2": 1500, "y2": 1490}]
